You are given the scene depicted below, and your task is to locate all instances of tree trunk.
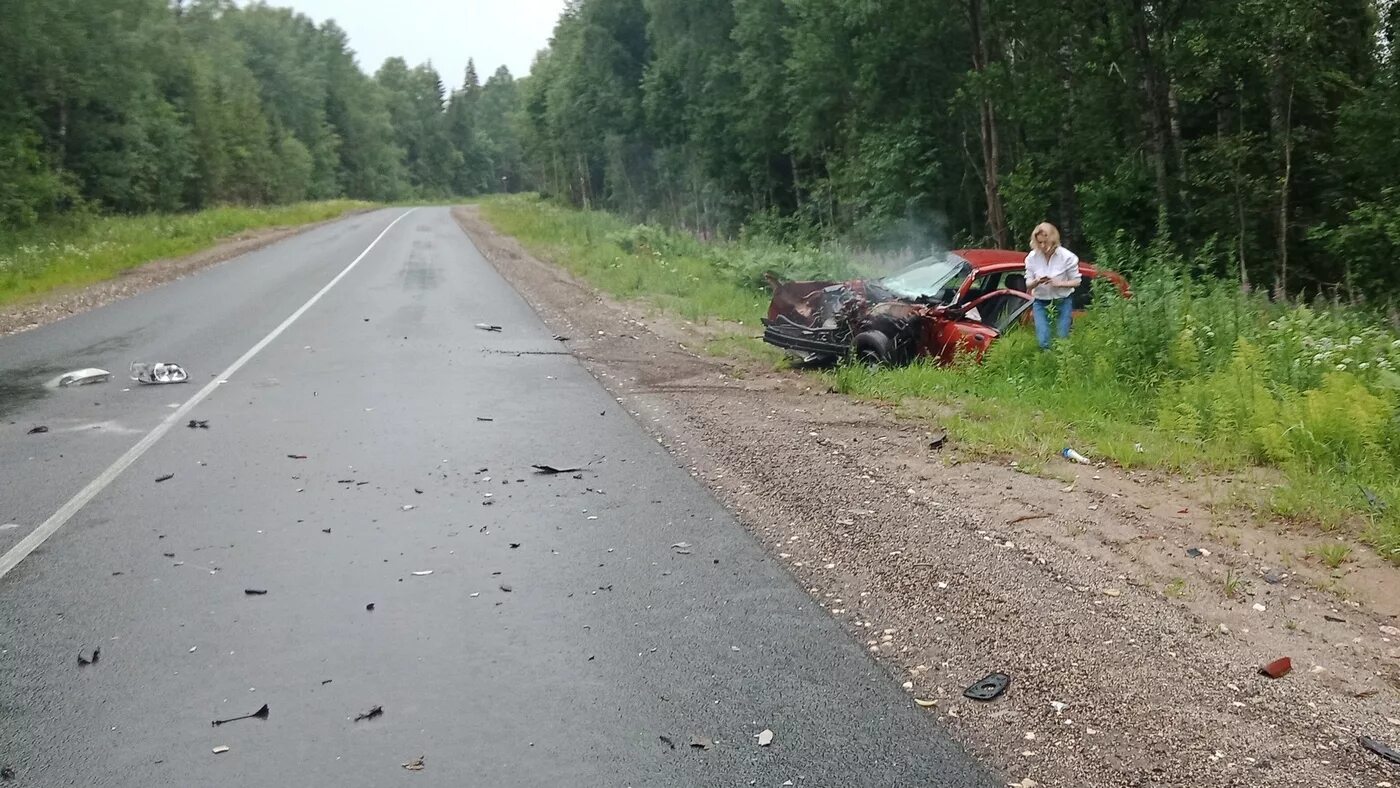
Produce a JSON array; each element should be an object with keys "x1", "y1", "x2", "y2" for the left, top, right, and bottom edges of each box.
[
  {"x1": 1130, "y1": 3, "x2": 1172, "y2": 235},
  {"x1": 968, "y1": 0, "x2": 1008, "y2": 247},
  {"x1": 1270, "y1": 71, "x2": 1293, "y2": 297}
]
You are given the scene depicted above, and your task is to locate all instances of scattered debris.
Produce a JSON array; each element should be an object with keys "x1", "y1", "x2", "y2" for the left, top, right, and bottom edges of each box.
[
  {"x1": 1185, "y1": 547, "x2": 1209, "y2": 558},
  {"x1": 402, "y1": 755, "x2": 426, "y2": 771},
  {"x1": 57, "y1": 368, "x2": 111, "y2": 387},
  {"x1": 476, "y1": 417, "x2": 494, "y2": 422},
  {"x1": 756, "y1": 729, "x2": 774, "y2": 747},
  {"x1": 211, "y1": 746, "x2": 230, "y2": 755},
  {"x1": 1324, "y1": 615, "x2": 1346, "y2": 623},
  {"x1": 322, "y1": 679, "x2": 332, "y2": 685},
  {"x1": 1360, "y1": 736, "x2": 1400, "y2": 767},
  {"x1": 1252, "y1": 603, "x2": 1267, "y2": 612},
  {"x1": 499, "y1": 584, "x2": 513, "y2": 592},
  {"x1": 411, "y1": 570, "x2": 433, "y2": 576},
  {"x1": 689, "y1": 735, "x2": 713, "y2": 750},
  {"x1": 914, "y1": 698, "x2": 938, "y2": 708},
  {"x1": 243, "y1": 589, "x2": 268, "y2": 596},
  {"x1": 1259, "y1": 657, "x2": 1292, "y2": 679},
  {"x1": 27, "y1": 426, "x2": 48, "y2": 435},
  {"x1": 130, "y1": 362, "x2": 189, "y2": 384},
  {"x1": 1008, "y1": 513, "x2": 1050, "y2": 525},
  {"x1": 532, "y1": 464, "x2": 583, "y2": 474},
  {"x1": 474, "y1": 323, "x2": 503, "y2": 332},
  {"x1": 354, "y1": 705, "x2": 384, "y2": 722},
  {"x1": 1381, "y1": 625, "x2": 1400, "y2": 637},
  {"x1": 1061, "y1": 447, "x2": 1091, "y2": 465},
  {"x1": 211, "y1": 703, "x2": 270, "y2": 726},
  {"x1": 321, "y1": 528, "x2": 332, "y2": 534},
  {"x1": 928, "y1": 431, "x2": 947, "y2": 450},
  {"x1": 1361, "y1": 485, "x2": 1388, "y2": 512},
  {"x1": 671, "y1": 542, "x2": 693, "y2": 554},
  {"x1": 659, "y1": 735, "x2": 676, "y2": 749},
  {"x1": 509, "y1": 543, "x2": 520, "y2": 549},
  {"x1": 187, "y1": 419, "x2": 210, "y2": 429},
  {"x1": 1, "y1": 765, "x2": 14, "y2": 780},
  {"x1": 76, "y1": 647, "x2": 100, "y2": 667},
  {"x1": 964, "y1": 672, "x2": 1011, "y2": 701},
  {"x1": 155, "y1": 473, "x2": 175, "y2": 483},
  {"x1": 366, "y1": 603, "x2": 375, "y2": 611},
  {"x1": 1102, "y1": 588, "x2": 1121, "y2": 597},
  {"x1": 286, "y1": 454, "x2": 308, "y2": 460},
  {"x1": 1050, "y1": 701, "x2": 1068, "y2": 714}
]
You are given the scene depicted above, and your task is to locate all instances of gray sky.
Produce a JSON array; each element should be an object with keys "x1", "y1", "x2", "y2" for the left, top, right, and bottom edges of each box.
[{"x1": 279, "y1": 0, "x2": 568, "y2": 85}]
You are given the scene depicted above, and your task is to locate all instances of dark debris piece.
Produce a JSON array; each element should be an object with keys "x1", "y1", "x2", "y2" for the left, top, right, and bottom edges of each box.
[
  {"x1": 1, "y1": 765, "x2": 15, "y2": 780},
  {"x1": 1360, "y1": 736, "x2": 1400, "y2": 767},
  {"x1": 354, "y1": 705, "x2": 384, "y2": 722},
  {"x1": 76, "y1": 647, "x2": 100, "y2": 667},
  {"x1": 366, "y1": 603, "x2": 375, "y2": 611},
  {"x1": 244, "y1": 589, "x2": 268, "y2": 596},
  {"x1": 963, "y1": 672, "x2": 1011, "y2": 701},
  {"x1": 27, "y1": 426, "x2": 49, "y2": 435},
  {"x1": 659, "y1": 735, "x2": 675, "y2": 750},
  {"x1": 499, "y1": 584, "x2": 513, "y2": 593},
  {"x1": 212, "y1": 703, "x2": 269, "y2": 727},
  {"x1": 155, "y1": 473, "x2": 175, "y2": 483},
  {"x1": 476, "y1": 417, "x2": 494, "y2": 422},
  {"x1": 321, "y1": 528, "x2": 332, "y2": 534},
  {"x1": 287, "y1": 454, "x2": 308, "y2": 460},
  {"x1": 509, "y1": 543, "x2": 521, "y2": 549},
  {"x1": 532, "y1": 464, "x2": 583, "y2": 475},
  {"x1": 187, "y1": 420, "x2": 210, "y2": 429},
  {"x1": 1324, "y1": 614, "x2": 1346, "y2": 623}
]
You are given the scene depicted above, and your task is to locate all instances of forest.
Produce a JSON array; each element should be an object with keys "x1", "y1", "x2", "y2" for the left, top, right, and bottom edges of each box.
[
  {"x1": 7, "y1": 0, "x2": 1400, "y2": 302},
  {"x1": 0, "y1": 0, "x2": 524, "y2": 229}
]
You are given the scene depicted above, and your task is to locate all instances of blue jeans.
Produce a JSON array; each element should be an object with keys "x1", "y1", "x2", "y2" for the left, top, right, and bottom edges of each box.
[{"x1": 1032, "y1": 297, "x2": 1072, "y2": 349}]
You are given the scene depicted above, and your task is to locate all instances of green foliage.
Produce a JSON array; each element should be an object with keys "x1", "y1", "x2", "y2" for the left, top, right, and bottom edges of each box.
[
  {"x1": 0, "y1": 0, "x2": 521, "y2": 231},
  {"x1": 0, "y1": 201, "x2": 368, "y2": 306}
]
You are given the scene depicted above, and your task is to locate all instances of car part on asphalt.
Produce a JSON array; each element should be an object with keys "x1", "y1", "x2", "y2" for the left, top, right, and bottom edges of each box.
[
  {"x1": 130, "y1": 362, "x2": 189, "y2": 384},
  {"x1": 244, "y1": 589, "x2": 268, "y2": 596},
  {"x1": 155, "y1": 473, "x2": 174, "y2": 483},
  {"x1": 354, "y1": 705, "x2": 384, "y2": 722},
  {"x1": 475, "y1": 323, "x2": 503, "y2": 332},
  {"x1": 27, "y1": 425, "x2": 48, "y2": 434},
  {"x1": 187, "y1": 419, "x2": 209, "y2": 429},
  {"x1": 532, "y1": 464, "x2": 582, "y2": 474},
  {"x1": 76, "y1": 648, "x2": 100, "y2": 667},
  {"x1": 963, "y1": 672, "x2": 1011, "y2": 701},
  {"x1": 57, "y1": 368, "x2": 112, "y2": 387}
]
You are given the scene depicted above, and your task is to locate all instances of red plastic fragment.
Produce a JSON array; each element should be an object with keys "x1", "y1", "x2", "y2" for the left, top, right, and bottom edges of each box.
[{"x1": 1259, "y1": 657, "x2": 1292, "y2": 678}]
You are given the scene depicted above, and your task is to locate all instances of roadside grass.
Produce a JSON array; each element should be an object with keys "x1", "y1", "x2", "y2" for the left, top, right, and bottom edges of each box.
[
  {"x1": 0, "y1": 200, "x2": 373, "y2": 308},
  {"x1": 475, "y1": 194, "x2": 1400, "y2": 563}
]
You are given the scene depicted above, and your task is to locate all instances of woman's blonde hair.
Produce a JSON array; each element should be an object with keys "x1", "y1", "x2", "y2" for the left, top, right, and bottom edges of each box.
[{"x1": 1030, "y1": 222, "x2": 1060, "y2": 252}]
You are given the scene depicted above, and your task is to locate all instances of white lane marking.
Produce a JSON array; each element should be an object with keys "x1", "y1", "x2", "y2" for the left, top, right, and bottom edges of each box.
[{"x1": 0, "y1": 208, "x2": 416, "y2": 581}]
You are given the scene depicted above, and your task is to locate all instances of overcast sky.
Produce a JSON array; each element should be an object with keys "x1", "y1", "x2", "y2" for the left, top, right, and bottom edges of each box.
[{"x1": 279, "y1": 0, "x2": 568, "y2": 85}]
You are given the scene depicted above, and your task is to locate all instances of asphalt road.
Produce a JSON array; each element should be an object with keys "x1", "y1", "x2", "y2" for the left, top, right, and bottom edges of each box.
[{"x1": 0, "y1": 207, "x2": 999, "y2": 787}]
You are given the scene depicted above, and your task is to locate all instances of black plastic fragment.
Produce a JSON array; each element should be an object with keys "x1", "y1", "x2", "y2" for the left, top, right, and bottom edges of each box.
[
  {"x1": 533, "y1": 464, "x2": 582, "y2": 474},
  {"x1": 963, "y1": 672, "x2": 1011, "y2": 701},
  {"x1": 155, "y1": 473, "x2": 174, "y2": 483},
  {"x1": 1361, "y1": 737, "x2": 1400, "y2": 767},
  {"x1": 212, "y1": 703, "x2": 269, "y2": 726},
  {"x1": 354, "y1": 705, "x2": 384, "y2": 722},
  {"x1": 27, "y1": 426, "x2": 48, "y2": 435},
  {"x1": 244, "y1": 589, "x2": 268, "y2": 596}
]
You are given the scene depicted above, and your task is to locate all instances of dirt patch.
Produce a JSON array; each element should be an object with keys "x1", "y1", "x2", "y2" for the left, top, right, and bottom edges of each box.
[
  {"x1": 0, "y1": 211, "x2": 368, "y2": 338},
  {"x1": 456, "y1": 205, "x2": 1400, "y2": 788}
]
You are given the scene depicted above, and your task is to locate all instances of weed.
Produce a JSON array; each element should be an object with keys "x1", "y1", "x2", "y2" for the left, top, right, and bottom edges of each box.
[
  {"x1": 1309, "y1": 542, "x2": 1354, "y2": 569},
  {"x1": 1165, "y1": 577, "x2": 1189, "y2": 598},
  {"x1": 1222, "y1": 569, "x2": 1245, "y2": 599}
]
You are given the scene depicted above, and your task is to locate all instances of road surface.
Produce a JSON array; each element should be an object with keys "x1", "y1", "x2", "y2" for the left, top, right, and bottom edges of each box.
[{"x1": 0, "y1": 207, "x2": 998, "y2": 787}]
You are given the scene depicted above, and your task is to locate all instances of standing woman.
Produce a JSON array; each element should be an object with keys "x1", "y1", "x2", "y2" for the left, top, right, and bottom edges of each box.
[{"x1": 1024, "y1": 222, "x2": 1081, "y2": 350}]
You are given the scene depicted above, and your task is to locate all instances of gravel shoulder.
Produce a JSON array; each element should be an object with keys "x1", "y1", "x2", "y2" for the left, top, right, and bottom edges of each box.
[{"x1": 456, "y1": 205, "x2": 1400, "y2": 788}]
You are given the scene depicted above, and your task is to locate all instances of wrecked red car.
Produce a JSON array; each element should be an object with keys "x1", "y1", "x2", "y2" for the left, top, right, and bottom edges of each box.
[{"x1": 762, "y1": 249, "x2": 1130, "y2": 365}]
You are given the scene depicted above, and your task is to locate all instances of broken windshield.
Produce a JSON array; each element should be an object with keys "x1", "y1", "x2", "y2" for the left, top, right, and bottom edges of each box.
[{"x1": 877, "y1": 254, "x2": 972, "y2": 302}]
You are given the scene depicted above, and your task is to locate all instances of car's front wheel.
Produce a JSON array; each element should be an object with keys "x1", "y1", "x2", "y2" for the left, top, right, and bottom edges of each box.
[{"x1": 853, "y1": 330, "x2": 893, "y2": 367}]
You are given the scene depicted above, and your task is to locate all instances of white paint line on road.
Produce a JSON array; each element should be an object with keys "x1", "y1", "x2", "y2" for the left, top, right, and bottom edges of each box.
[{"x1": 0, "y1": 208, "x2": 417, "y2": 582}]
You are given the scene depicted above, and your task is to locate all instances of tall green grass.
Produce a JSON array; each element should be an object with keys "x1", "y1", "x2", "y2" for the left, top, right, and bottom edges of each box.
[
  {"x1": 0, "y1": 200, "x2": 372, "y2": 307},
  {"x1": 478, "y1": 195, "x2": 1400, "y2": 562}
]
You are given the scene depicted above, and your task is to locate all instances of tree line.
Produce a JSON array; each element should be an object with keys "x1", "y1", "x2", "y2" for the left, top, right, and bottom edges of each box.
[
  {"x1": 516, "y1": 0, "x2": 1400, "y2": 299},
  {"x1": 0, "y1": 0, "x2": 524, "y2": 229}
]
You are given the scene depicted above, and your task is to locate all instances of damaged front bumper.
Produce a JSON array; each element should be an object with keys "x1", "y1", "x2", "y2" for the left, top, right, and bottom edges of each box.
[{"x1": 761, "y1": 317, "x2": 851, "y2": 360}]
